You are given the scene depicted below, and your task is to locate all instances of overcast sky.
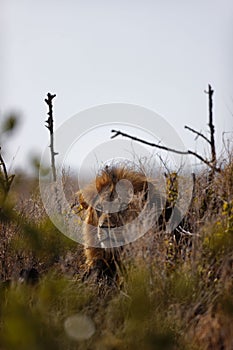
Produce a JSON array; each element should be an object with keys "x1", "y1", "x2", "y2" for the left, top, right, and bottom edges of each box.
[{"x1": 1, "y1": 0, "x2": 233, "y2": 174}]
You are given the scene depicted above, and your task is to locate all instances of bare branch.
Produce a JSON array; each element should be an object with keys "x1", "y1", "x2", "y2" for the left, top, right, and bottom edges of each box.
[
  {"x1": 45, "y1": 93, "x2": 58, "y2": 182},
  {"x1": 184, "y1": 125, "x2": 211, "y2": 145},
  {"x1": 111, "y1": 130, "x2": 188, "y2": 155},
  {"x1": 111, "y1": 129, "x2": 221, "y2": 173}
]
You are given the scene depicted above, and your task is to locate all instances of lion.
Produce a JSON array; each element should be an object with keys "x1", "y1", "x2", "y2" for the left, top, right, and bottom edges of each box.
[{"x1": 74, "y1": 165, "x2": 182, "y2": 282}]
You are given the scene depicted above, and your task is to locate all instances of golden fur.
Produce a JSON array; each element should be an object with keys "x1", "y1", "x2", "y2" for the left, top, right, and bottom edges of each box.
[
  {"x1": 76, "y1": 166, "x2": 154, "y2": 280},
  {"x1": 75, "y1": 166, "x2": 182, "y2": 281}
]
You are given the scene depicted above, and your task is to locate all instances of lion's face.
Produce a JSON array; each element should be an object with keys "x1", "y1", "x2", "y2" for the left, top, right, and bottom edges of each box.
[
  {"x1": 91, "y1": 182, "x2": 148, "y2": 248},
  {"x1": 77, "y1": 166, "x2": 152, "y2": 248}
]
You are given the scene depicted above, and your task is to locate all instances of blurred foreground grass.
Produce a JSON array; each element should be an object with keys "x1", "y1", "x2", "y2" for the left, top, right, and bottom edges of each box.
[{"x1": 0, "y1": 194, "x2": 232, "y2": 349}]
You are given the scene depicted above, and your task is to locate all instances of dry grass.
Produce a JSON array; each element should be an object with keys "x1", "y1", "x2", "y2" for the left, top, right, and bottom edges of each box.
[{"x1": 0, "y1": 153, "x2": 233, "y2": 350}]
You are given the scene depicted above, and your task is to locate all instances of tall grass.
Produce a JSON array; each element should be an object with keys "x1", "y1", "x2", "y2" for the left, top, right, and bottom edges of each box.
[
  {"x1": 0, "y1": 154, "x2": 232, "y2": 349},
  {"x1": 0, "y1": 115, "x2": 232, "y2": 349}
]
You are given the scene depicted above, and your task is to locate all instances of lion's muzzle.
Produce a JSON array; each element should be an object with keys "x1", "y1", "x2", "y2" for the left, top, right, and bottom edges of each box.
[{"x1": 98, "y1": 224, "x2": 117, "y2": 248}]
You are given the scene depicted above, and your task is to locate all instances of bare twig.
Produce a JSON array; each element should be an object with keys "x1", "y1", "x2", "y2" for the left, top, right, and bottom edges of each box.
[
  {"x1": 111, "y1": 130, "x2": 188, "y2": 155},
  {"x1": 184, "y1": 125, "x2": 211, "y2": 145},
  {"x1": 45, "y1": 93, "x2": 58, "y2": 182}
]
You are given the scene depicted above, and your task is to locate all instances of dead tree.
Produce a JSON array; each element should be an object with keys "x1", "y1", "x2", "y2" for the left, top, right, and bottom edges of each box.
[
  {"x1": 184, "y1": 84, "x2": 217, "y2": 179},
  {"x1": 207, "y1": 85, "x2": 216, "y2": 167},
  {"x1": 44, "y1": 93, "x2": 62, "y2": 214}
]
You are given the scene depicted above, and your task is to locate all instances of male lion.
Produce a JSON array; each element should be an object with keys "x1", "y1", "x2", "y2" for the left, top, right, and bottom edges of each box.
[{"x1": 75, "y1": 165, "x2": 167, "y2": 282}]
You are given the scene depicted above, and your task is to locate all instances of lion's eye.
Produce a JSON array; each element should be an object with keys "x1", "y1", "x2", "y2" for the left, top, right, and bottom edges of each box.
[{"x1": 95, "y1": 203, "x2": 103, "y2": 212}]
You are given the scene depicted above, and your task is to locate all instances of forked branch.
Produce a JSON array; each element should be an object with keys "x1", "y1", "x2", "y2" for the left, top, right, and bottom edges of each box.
[
  {"x1": 111, "y1": 84, "x2": 220, "y2": 174},
  {"x1": 184, "y1": 125, "x2": 211, "y2": 145},
  {"x1": 111, "y1": 130, "x2": 220, "y2": 173}
]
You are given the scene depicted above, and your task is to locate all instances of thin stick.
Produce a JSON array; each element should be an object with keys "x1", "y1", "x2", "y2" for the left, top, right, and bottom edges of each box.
[
  {"x1": 205, "y1": 84, "x2": 216, "y2": 165},
  {"x1": 184, "y1": 125, "x2": 211, "y2": 145},
  {"x1": 111, "y1": 130, "x2": 188, "y2": 155},
  {"x1": 45, "y1": 93, "x2": 58, "y2": 182}
]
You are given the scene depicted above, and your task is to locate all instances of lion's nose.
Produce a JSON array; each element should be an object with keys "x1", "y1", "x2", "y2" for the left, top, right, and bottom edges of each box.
[{"x1": 99, "y1": 224, "x2": 116, "y2": 230}]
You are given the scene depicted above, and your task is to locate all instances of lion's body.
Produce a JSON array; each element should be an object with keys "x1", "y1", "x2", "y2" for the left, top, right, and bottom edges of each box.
[
  {"x1": 75, "y1": 166, "x2": 180, "y2": 281},
  {"x1": 76, "y1": 166, "x2": 158, "y2": 280}
]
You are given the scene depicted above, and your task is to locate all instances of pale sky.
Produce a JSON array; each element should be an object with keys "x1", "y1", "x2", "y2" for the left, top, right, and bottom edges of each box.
[{"x1": 1, "y1": 0, "x2": 233, "y2": 174}]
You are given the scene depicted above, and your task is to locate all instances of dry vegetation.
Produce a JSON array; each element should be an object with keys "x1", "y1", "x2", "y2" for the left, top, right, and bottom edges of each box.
[
  {"x1": 0, "y1": 153, "x2": 232, "y2": 349},
  {"x1": 0, "y1": 110, "x2": 232, "y2": 349}
]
